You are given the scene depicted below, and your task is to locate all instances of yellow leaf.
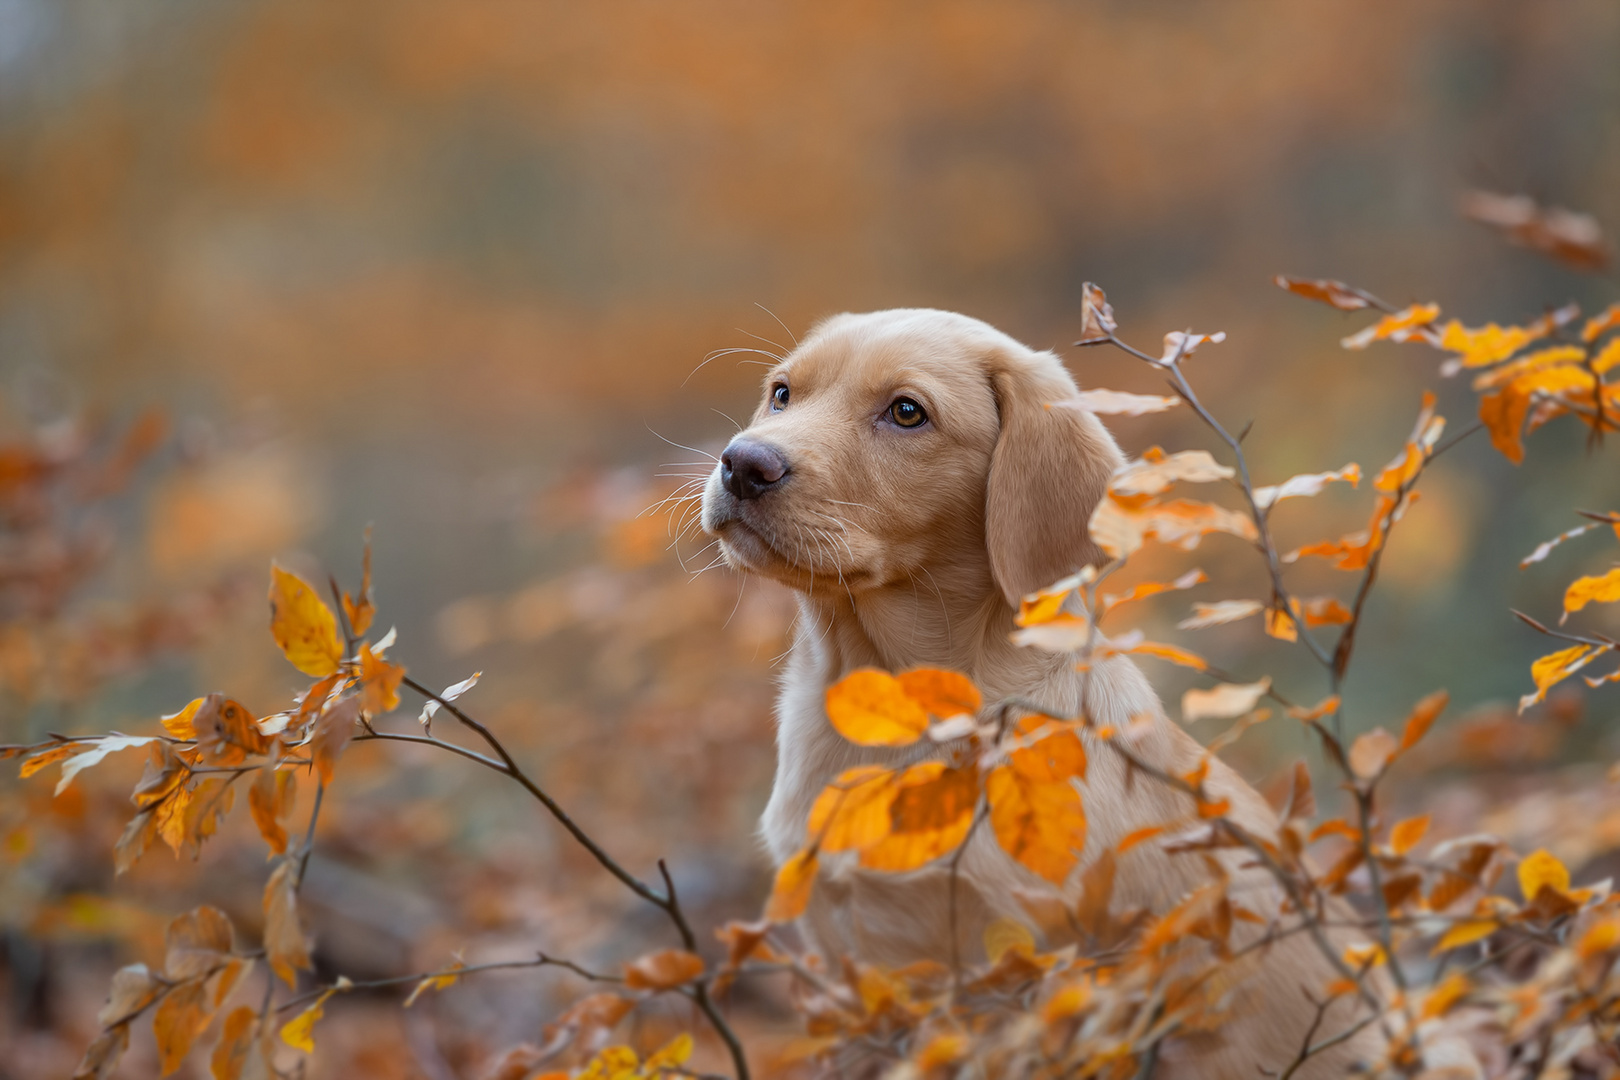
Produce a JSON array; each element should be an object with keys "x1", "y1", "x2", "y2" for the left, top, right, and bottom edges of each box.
[
  {"x1": 1578, "y1": 917, "x2": 1620, "y2": 959},
  {"x1": 982, "y1": 916, "x2": 1036, "y2": 964},
  {"x1": 915, "y1": 1032, "x2": 970, "y2": 1070},
  {"x1": 624, "y1": 949, "x2": 704, "y2": 991},
  {"x1": 269, "y1": 565, "x2": 343, "y2": 678},
  {"x1": 1008, "y1": 718, "x2": 1087, "y2": 784},
  {"x1": 1520, "y1": 643, "x2": 1605, "y2": 712},
  {"x1": 18, "y1": 743, "x2": 77, "y2": 779},
  {"x1": 765, "y1": 848, "x2": 817, "y2": 922},
  {"x1": 403, "y1": 961, "x2": 463, "y2": 1007},
  {"x1": 1565, "y1": 568, "x2": 1620, "y2": 616},
  {"x1": 358, "y1": 643, "x2": 406, "y2": 716},
  {"x1": 643, "y1": 1033, "x2": 694, "y2": 1072},
  {"x1": 1342, "y1": 942, "x2": 1386, "y2": 968},
  {"x1": 1421, "y1": 973, "x2": 1470, "y2": 1020},
  {"x1": 1119, "y1": 639, "x2": 1210, "y2": 672},
  {"x1": 986, "y1": 764, "x2": 1085, "y2": 884},
  {"x1": 1517, "y1": 848, "x2": 1570, "y2": 902},
  {"x1": 1390, "y1": 815, "x2": 1430, "y2": 856},
  {"x1": 1274, "y1": 275, "x2": 1371, "y2": 311},
  {"x1": 343, "y1": 532, "x2": 375, "y2": 637},
  {"x1": 249, "y1": 764, "x2": 296, "y2": 855},
  {"x1": 1181, "y1": 679, "x2": 1270, "y2": 724},
  {"x1": 161, "y1": 697, "x2": 206, "y2": 740},
  {"x1": 825, "y1": 668, "x2": 928, "y2": 746},
  {"x1": 279, "y1": 988, "x2": 335, "y2": 1053},
  {"x1": 895, "y1": 667, "x2": 981, "y2": 721},
  {"x1": 1432, "y1": 919, "x2": 1496, "y2": 954},
  {"x1": 1264, "y1": 606, "x2": 1297, "y2": 642}
]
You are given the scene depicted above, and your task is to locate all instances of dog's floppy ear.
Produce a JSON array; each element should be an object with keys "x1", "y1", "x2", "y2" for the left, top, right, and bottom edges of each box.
[{"x1": 983, "y1": 350, "x2": 1124, "y2": 608}]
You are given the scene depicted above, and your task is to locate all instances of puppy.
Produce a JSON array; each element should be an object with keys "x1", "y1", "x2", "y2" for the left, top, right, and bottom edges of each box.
[{"x1": 700, "y1": 309, "x2": 1378, "y2": 1078}]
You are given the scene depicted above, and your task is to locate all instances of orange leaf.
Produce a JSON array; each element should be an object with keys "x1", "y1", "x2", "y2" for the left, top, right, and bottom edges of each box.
[
  {"x1": 1264, "y1": 606, "x2": 1298, "y2": 642},
  {"x1": 165, "y1": 905, "x2": 234, "y2": 981},
  {"x1": 861, "y1": 763, "x2": 978, "y2": 872},
  {"x1": 896, "y1": 668, "x2": 981, "y2": 721},
  {"x1": 1117, "y1": 825, "x2": 1165, "y2": 854},
  {"x1": 806, "y1": 767, "x2": 898, "y2": 853},
  {"x1": 1273, "y1": 275, "x2": 1370, "y2": 311},
  {"x1": 211, "y1": 1006, "x2": 258, "y2": 1080},
  {"x1": 343, "y1": 534, "x2": 375, "y2": 637},
  {"x1": 309, "y1": 696, "x2": 361, "y2": 785},
  {"x1": 1299, "y1": 596, "x2": 1352, "y2": 627},
  {"x1": 1400, "y1": 690, "x2": 1449, "y2": 751},
  {"x1": 1090, "y1": 496, "x2": 1256, "y2": 561},
  {"x1": 1432, "y1": 919, "x2": 1496, "y2": 955},
  {"x1": 269, "y1": 566, "x2": 343, "y2": 678},
  {"x1": 825, "y1": 669, "x2": 928, "y2": 747},
  {"x1": 358, "y1": 643, "x2": 406, "y2": 716},
  {"x1": 1584, "y1": 302, "x2": 1620, "y2": 343},
  {"x1": 153, "y1": 979, "x2": 213, "y2": 1075},
  {"x1": 1120, "y1": 639, "x2": 1210, "y2": 672},
  {"x1": 1564, "y1": 568, "x2": 1620, "y2": 616},
  {"x1": 1008, "y1": 719, "x2": 1087, "y2": 784},
  {"x1": 1421, "y1": 973, "x2": 1471, "y2": 1020},
  {"x1": 161, "y1": 697, "x2": 206, "y2": 740},
  {"x1": 1341, "y1": 303, "x2": 1441, "y2": 350},
  {"x1": 765, "y1": 848, "x2": 817, "y2": 922},
  {"x1": 623, "y1": 949, "x2": 704, "y2": 991},
  {"x1": 1287, "y1": 695, "x2": 1340, "y2": 722},
  {"x1": 986, "y1": 764, "x2": 1085, "y2": 884},
  {"x1": 19, "y1": 743, "x2": 77, "y2": 779},
  {"x1": 1098, "y1": 568, "x2": 1206, "y2": 619},
  {"x1": 1390, "y1": 815, "x2": 1430, "y2": 856}
]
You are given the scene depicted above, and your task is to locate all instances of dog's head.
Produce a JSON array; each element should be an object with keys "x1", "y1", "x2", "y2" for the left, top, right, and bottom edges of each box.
[{"x1": 700, "y1": 309, "x2": 1125, "y2": 607}]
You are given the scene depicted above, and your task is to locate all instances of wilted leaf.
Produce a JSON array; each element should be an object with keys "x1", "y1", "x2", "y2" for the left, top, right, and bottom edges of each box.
[
  {"x1": 540, "y1": 993, "x2": 634, "y2": 1060},
  {"x1": 825, "y1": 668, "x2": 928, "y2": 746},
  {"x1": 269, "y1": 565, "x2": 343, "y2": 678},
  {"x1": 404, "y1": 961, "x2": 465, "y2": 1007},
  {"x1": 263, "y1": 856, "x2": 311, "y2": 988},
  {"x1": 1177, "y1": 599, "x2": 1264, "y2": 630},
  {"x1": 1090, "y1": 497, "x2": 1257, "y2": 561},
  {"x1": 1274, "y1": 276, "x2": 1371, "y2": 311},
  {"x1": 358, "y1": 643, "x2": 405, "y2": 716},
  {"x1": 1075, "y1": 282, "x2": 1117, "y2": 345},
  {"x1": 766, "y1": 848, "x2": 817, "y2": 922},
  {"x1": 1287, "y1": 696, "x2": 1340, "y2": 723},
  {"x1": 1400, "y1": 690, "x2": 1449, "y2": 751},
  {"x1": 1182, "y1": 679, "x2": 1270, "y2": 723},
  {"x1": 309, "y1": 695, "x2": 361, "y2": 784},
  {"x1": 19, "y1": 742, "x2": 78, "y2": 779},
  {"x1": 166, "y1": 906, "x2": 234, "y2": 980},
  {"x1": 1252, "y1": 463, "x2": 1361, "y2": 510},
  {"x1": 1109, "y1": 450, "x2": 1234, "y2": 500},
  {"x1": 279, "y1": 988, "x2": 335, "y2": 1053},
  {"x1": 1009, "y1": 614, "x2": 1091, "y2": 653},
  {"x1": 896, "y1": 667, "x2": 981, "y2": 721},
  {"x1": 982, "y1": 916, "x2": 1036, "y2": 964},
  {"x1": 624, "y1": 949, "x2": 704, "y2": 991},
  {"x1": 153, "y1": 979, "x2": 213, "y2": 1075},
  {"x1": 343, "y1": 534, "x2": 375, "y2": 637},
  {"x1": 1521, "y1": 522, "x2": 1602, "y2": 568},
  {"x1": 1519, "y1": 643, "x2": 1606, "y2": 712},
  {"x1": 986, "y1": 764, "x2": 1085, "y2": 884},
  {"x1": 192, "y1": 696, "x2": 269, "y2": 761},
  {"x1": 1348, "y1": 727, "x2": 1398, "y2": 781},
  {"x1": 51, "y1": 736, "x2": 156, "y2": 796},
  {"x1": 418, "y1": 670, "x2": 481, "y2": 728},
  {"x1": 1564, "y1": 568, "x2": 1620, "y2": 617},
  {"x1": 1060, "y1": 389, "x2": 1180, "y2": 416},
  {"x1": 808, "y1": 766, "x2": 899, "y2": 853},
  {"x1": 98, "y1": 963, "x2": 163, "y2": 1027},
  {"x1": 1461, "y1": 190, "x2": 1610, "y2": 272},
  {"x1": 1159, "y1": 330, "x2": 1226, "y2": 363},
  {"x1": 71, "y1": 1024, "x2": 130, "y2": 1080},
  {"x1": 1391, "y1": 815, "x2": 1430, "y2": 855},
  {"x1": 1341, "y1": 303, "x2": 1442, "y2": 350}
]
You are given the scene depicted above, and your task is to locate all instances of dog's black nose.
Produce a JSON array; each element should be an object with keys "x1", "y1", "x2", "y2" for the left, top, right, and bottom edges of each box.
[{"x1": 721, "y1": 439, "x2": 789, "y2": 500}]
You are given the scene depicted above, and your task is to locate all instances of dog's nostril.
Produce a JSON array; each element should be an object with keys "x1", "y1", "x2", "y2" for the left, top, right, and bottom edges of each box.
[{"x1": 721, "y1": 439, "x2": 789, "y2": 501}]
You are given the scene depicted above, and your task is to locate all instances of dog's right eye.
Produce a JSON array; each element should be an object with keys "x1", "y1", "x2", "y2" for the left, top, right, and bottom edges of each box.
[{"x1": 771, "y1": 385, "x2": 789, "y2": 410}]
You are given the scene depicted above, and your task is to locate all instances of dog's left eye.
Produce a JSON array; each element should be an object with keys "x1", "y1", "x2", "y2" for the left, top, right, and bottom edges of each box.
[
  {"x1": 889, "y1": 398, "x2": 927, "y2": 428},
  {"x1": 771, "y1": 385, "x2": 790, "y2": 410}
]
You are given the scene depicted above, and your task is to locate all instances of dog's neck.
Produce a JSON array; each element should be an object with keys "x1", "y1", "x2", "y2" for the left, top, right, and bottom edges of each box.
[{"x1": 789, "y1": 559, "x2": 1068, "y2": 703}]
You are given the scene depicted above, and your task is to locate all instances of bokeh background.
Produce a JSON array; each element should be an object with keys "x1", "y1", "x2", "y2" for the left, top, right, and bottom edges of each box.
[{"x1": 2, "y1": 2, "x2": 1620, "y2": 1076}]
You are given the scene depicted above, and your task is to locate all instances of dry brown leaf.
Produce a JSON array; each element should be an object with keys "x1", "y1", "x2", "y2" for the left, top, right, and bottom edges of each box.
[
  {"x1": 624, "y1": 948, "x2": 705, "y2": 991},
  {"x1": 263, "y1": 856, "x2": 311, "y2": 988}
]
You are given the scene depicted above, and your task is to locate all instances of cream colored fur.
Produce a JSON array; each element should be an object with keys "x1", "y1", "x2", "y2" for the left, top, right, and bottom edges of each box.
[{"x1": 699, "y1": 309, "x2": 1382, "y2": 1078}]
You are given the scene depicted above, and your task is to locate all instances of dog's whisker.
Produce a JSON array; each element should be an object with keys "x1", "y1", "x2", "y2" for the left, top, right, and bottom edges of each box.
[
  {"x1": 732, "y1": 327, "x2": 789, "y2": 359},
  {"x1": 645, "y1": 427, "x2": 720, "y2": 462},
  {"x1": 753, "y1": 302, "x2": 799, "y2": 348}
]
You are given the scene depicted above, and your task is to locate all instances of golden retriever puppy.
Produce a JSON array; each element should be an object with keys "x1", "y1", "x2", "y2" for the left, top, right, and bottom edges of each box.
[{"x1": 699, "y1": 309, "x2": 1379, "y2": 1078}]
